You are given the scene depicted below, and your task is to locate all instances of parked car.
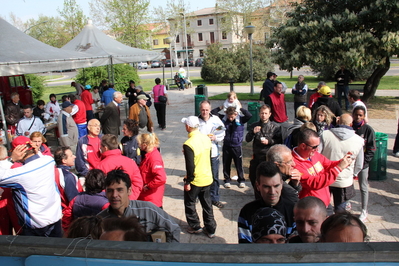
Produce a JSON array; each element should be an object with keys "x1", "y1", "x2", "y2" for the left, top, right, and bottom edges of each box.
[
  {"x1": 165, "y1": 59, "x2": 176, "y2": 67},
  {"x1": 151, "y1": 60, "x2": 163, "y2": 68},
  {"x1": 195, "y1": 58, "x2": 204, "y2": 67},
  {"x1": 137, "y1": 62, "x2": 148, "y2": 69},
  {"x1": 184, "y1": 58, "x2": 194, "y2": 67}
]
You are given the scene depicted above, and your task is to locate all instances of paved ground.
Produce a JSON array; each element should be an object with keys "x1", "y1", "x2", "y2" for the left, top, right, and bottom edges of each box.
[{"x1": 117, "y1": 85, "x2": 399, "y2": 244}]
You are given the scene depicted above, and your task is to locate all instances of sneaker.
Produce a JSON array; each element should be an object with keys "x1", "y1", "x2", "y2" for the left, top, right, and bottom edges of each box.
[
  {"x1": 212, "y1": 201, "x2": 224, "y2": 208},
  {"x1": 203, "y1": 228, "x2": 215, "y2": 239},
  {"x1": 359, "y1": 210, "x2": 368, "y2": 222},
  {"x1": 187, "y1": 227, "x2": 203, "y2": 234},
  {"x1": 345, "y1": 202, "x2": 352, "y2": 211},
  {"x1": 224, "y1": 183, "x2": 231, "y2": 188},
  {"x1": 393, "y1": 152, "x2": 399, "y2": 158},
  {"x1": 239, "y1": 182, "x2": 246, "y2": 188}
]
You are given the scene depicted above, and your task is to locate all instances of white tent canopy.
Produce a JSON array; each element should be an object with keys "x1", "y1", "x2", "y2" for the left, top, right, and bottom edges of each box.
[
  {"x1": 61, "y1": 20, "x2": 164, "y2": 64},
  {"x1": 0, "y1": 18, "x2": 108, "y2": 76}
]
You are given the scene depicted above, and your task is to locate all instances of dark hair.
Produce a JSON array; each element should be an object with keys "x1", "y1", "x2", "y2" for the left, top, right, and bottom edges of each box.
[
  {"x1": 348, "y1": 90, "x2": 361, "y2": 101},
  {"x1": 105, "y1": 169, "x2": 131, "y2": 189},
  {"x1": 69, "y1": 94, "x2": 77, "y2": 103},
  {"x1": 66, "y1": 216, "x2": 103, "y2": 239},
  {"x1": 54, "y1": 146, "x2": 71, "y2": 165},
  {"x1": 129, "y1": 80, "x2": 135, "y2": 84},
  {"x1": 85, "y1": 169, "x2": 106, "y2": 194},
  {"x1": 297, "y1": 128, "x2": 319, "y2": 145},
  {"x1": 320, "y1": 211, "x2": 368, "y2": 242},
  {"x1": 256, "y1": 161, "x2": 282, "y2": 184},
  {"x1": 61, "y1": 95, "x2": 69, "y2": 102},
  {"x1": 101, "y1": 79, "x2": 107, "y2": 84},
  {"x1": 93, "y1": 86, "x2": 99, "y2": 90},
  {"x1": 101, "y1": 134, "x2": 119, "y2": 150},
  {"x1": 353, "y1": 105, "x2": 366, "y2": 114},
  {"x1": 36, "y1": 100, "x2": 45, "y2": 106},
  {"x1": 23, "y1": 105, "x2": 32, "y2": 110},
  {"x1": 102, "y1": 217, "x2": 147, "y2": 241},
  {"x1": 225, "y1": 106, "x2": 237, "y2": 115},
  {"x1": 274, "y1": 81, "x2": 282, "y2": 87},
  {"x1": 123, "y1": 119, "x2": 139, "y2": 136},
  {"x1": 49, "y1": 93, "x2": 56, "y2": 99},
  {"x1": 294, "y1": 196, "x2": 327, "y2": 217},
  {"x1": 155, "y1": 77, "x2": 161, "y2": 84}
]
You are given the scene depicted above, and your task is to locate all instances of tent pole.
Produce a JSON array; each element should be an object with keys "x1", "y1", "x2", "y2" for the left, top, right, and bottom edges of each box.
[{"x1": 0, "y1": 96, "x2": 11, "y2": 150}]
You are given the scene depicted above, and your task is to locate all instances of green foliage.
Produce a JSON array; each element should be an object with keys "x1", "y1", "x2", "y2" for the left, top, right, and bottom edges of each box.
[
  {"x1": 201, "y1": 43, "x2": 273, "y2": 83},
  {"x1": 57, "y1": 0, "x2": 87, "y2": 41},
  {"x1": 25, "y1": 16, "x2": 70, "y2": 48},
  {"x1": 25, "y1": 74, "x2": 45, "y2": 102},
  {"x1": 75, "y1": 64, "x2": 139, "y2": 92},
  {"x1": 269, "y1": 0, "x2": 399, "y2": 100},
  {"x1": 90, "y1": 0, "x2": 151, "y2": 49}
]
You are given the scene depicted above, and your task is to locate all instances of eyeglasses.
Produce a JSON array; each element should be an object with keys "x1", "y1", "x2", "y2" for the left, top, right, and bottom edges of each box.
[{"x1": 305, "y1": 143, "x2": 319, "y2": 150}]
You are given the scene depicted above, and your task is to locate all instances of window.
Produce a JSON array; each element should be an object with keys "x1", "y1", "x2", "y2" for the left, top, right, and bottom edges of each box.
[
  {"x1": 197, "y1": 20, "x2": 202, "y2": 26},
  {"x1": 163, "y1": 39, "x2": 167, "y2": 45},
  {"x1": 222, "y1": 31, "x2": 227, "y2": 40},
  {"x1": 153, "y1": 39, "x2": 159, "y2": 45},
  {"x1": 223, "y1": 48, "x2": 228, "y2": 51},
  {"x1": 199, "y1": 49, "x2": 204, "y2": 57},
  {"x1": 209, "y1": 18, "x2": 214, "y2": 25},
  {"x1": 210, "y1": 32, "x2": 215, "y2": 43},
  {"x1": 176, "y1": 35, "x2": 180, "y2": 43},
  {"x1": 177, "y1": 52, "x2": 181, "y2": 58},
  {"x1": 198, "y1": 33, "x2": 203, "y2": 41}
]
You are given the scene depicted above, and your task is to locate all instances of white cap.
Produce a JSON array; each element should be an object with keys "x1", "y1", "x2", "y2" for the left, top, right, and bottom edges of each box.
[{"x1": 181, "y1": 116, "x2": 200, "y2": 128}]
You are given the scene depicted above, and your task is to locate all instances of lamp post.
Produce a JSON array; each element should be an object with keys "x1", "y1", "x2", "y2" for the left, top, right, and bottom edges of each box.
[
  {"x1": 164, "y1": 36, "x2": 174, "y2": 79},
  {"x1": 24, "y1": 21, "x2": 48, "y2": 33},
  {"x1": 181, "y1": 11, "x2": 190, "y2": 79},
  {"x1": 244, "y1": 25, "x2": 256, "y2": 95}
]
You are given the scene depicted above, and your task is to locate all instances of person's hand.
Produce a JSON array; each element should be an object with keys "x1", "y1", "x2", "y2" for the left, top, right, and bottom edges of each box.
[
  {"x1": 184, "y1": 183, "x2": 191, "y2": 191},
  {"x1": 290, "y1": 169, "x2": 302, "y2": 181},
  {"x1": 150, "y1": 127, "x2": 154, "y2": 133},
  {"x1": 338, "y1": 153, "x2": 353, "y2": 170},
  {"x1": 11, "y1": 145, "x2": 28, "y2": 162},
  {"x1": 253, "y1": 126, "x2": 261, "y2": 134},
  {"x1": 0, "y1": 187, "x2": 4, "y2": 198},
  {"x1": 260, "y1": 137, "x2": 269, "y2": 145},
  {"x1": 208, "y1": 134, "x2": 216, "y2": 141}
]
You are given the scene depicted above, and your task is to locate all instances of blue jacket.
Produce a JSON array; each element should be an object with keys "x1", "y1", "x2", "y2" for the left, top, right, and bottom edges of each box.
[
  {"x1": 73, "y1": 192, "x2": 109, "y2": 218},
  {"x1": 101, "y1": 88, "x2": 116, "y2": 106},
  {"x1": 212, "y1": 107, "x2": 252, "y2": 147}
]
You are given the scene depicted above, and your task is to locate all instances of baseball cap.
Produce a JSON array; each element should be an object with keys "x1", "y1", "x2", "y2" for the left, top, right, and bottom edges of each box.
[
  {"x1": 62, "y1": 101, "x2": 74, "y2": 109},
  {"x1": 319, "y1": 85, "x2": 331, "y2": 96},
  {"x1": 85, "y1": 85, "x2": 92, "y2": 90},
  {"x1": 137, "y1": 95, "x2": 147, "y2": 100},
  {"x1": 181, "y1": 116, "x2": 200, "y2": 128},
  {"x1": 11, "y1": 136, "x2": 33, "y2": 150}
]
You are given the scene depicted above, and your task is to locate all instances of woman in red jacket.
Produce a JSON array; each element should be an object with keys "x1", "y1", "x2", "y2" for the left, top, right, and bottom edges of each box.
[
  {"x1": 137, "y1": 133, "x2": 166, "y2": 208},
  {"x1": 30, "y1": 131, "x2": 52, "y2": 156}
]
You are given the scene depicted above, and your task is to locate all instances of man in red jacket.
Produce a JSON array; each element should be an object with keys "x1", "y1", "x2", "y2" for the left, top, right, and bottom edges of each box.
[
  {"x1": 264, "y1": 82, "x2": 288, "y2": 124},
  {"x1": 69, "y1": 94, "x2": 87, "y2": 139},
  {"x1": 99, "y1": 134, "x2": 143, "y2": 200},
  {"x1": 80, "y1": 85, "x2": 96, "y2": 122},
  {"x1": 292, "y1": 128, "x2": 353, "y2": 215}
]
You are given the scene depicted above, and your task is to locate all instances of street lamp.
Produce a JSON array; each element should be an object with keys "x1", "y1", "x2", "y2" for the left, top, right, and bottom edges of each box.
[
  {"x1": 244, "y1": 24, "x2": 256, "y2": 95},
  {"x1": 180, "y1": 12, "x2": 190, "y2": 79},
  {"x1": 164, "y1": 36, "x2": 174, "y2": 79},
  {"x1": 24, "y1": 21, "x2": 48, "y2": 33}
]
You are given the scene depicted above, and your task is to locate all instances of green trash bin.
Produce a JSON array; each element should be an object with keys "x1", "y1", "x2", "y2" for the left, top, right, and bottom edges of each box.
[
  {"x1": 194, "y1": 94, "x2": 206, "y2": 116},
  {"x1": 247, "y1": 102, "x2": 261, "y2": 130},
  {"x1": 369, "y1": 132, "x2": 388, "y2": 181}
]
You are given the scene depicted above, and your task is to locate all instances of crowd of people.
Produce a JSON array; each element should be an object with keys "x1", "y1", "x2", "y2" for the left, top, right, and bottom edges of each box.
[{"x1": 0, "y1": 70, "x2": 377, "y2": 244}]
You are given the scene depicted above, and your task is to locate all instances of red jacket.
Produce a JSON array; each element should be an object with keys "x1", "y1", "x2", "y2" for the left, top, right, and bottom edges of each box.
[
  {"x1": 266, "y1": 92, "x2": 288, "y2": 123},
  {"x1": 72, "y1": 99, "x2": 87, "y2": 124},
  {"x1": 81, "y1": 90, "x2": 94, "y2": 111},
  {"x1": 99, "y1": 149, "x2": 143, "y2": 200},
  {"x1": 292, "y1": 148, "x2": 341, "y2": 207},
  {"x1": 0, "y1": 188, "x2": 22, "y2": 235},
  {"x1": 138, "y1": 148, "x2": 167, "y2": 207}
]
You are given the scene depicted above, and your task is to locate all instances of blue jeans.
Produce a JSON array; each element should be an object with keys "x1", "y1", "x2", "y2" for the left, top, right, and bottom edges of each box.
[
  {"x1": 210, "y1": 156, "x2": 220, "y2": 202},
  {"x1": 337, "y1": 85, "x2": 350, "y2": 110}
]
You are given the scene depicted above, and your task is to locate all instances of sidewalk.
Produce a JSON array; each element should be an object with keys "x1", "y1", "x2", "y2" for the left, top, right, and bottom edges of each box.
[{"x1": 138, "y1": 85, "x2": 399, "y2": 243}]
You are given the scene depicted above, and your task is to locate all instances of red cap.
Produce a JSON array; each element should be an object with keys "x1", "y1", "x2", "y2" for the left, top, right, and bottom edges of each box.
[{"x1": 11, "y1": 136, "x2": 33, "y2": 150}]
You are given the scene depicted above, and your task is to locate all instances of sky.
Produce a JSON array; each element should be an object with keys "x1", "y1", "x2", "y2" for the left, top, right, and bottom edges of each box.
[{"x1": 0, "y1": 0, "x2": 216, "y2": 22}]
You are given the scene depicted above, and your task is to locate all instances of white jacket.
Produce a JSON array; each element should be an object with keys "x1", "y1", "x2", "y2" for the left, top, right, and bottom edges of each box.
[{"x1": 321, "y1": 126, "x2": 364, "y2": 188}]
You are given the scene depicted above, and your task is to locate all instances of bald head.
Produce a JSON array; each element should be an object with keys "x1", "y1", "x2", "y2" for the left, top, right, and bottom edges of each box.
[{"x1": 339, "y1": 114, "x2": 353, "y2": 126}]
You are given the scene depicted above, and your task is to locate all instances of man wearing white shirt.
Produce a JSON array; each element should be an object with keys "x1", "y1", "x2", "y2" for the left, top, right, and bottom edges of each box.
[{"x1": 16, "y1": 105, "x2": 46, "y2": 137}]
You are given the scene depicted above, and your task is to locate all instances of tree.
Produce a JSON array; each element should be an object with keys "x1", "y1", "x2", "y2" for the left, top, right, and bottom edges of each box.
[
  {"x1": 90, "y1": 0, "x2": 151, "y2": 49},
  {"x1": 75, "y1": 64, "x2": 139, "y2": 93},
  {"x1": 201, "y1": 43, "x2": 273, "y2": 83},
  {"x1": 25, "y1": 16, "x2": 70, "y2": 48},
  {"x1": 58, "y1": 0, "x2": 87, "y2": 41},
  {"x1": 269, "y1": 0, "x2": 399, "y2": 102},
  {"x1": 25, "y1": 74, "x2": 45, "y2": 102}
]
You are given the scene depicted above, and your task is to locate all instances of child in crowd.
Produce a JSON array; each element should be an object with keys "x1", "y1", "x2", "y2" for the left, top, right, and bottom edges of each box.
[{"x1": 223, "y1": 92, "x2": 242, "y2": 125}]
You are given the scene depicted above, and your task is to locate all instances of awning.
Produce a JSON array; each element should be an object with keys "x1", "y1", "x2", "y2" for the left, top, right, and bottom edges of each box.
[{"x1": 176, "y1": 49, "x2": 194, "y2": 53}]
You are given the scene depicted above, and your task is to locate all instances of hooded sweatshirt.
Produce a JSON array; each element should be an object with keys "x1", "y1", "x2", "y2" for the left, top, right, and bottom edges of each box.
[{"x1": 320, "y1": 125, "x2": 364, "y2": 188}]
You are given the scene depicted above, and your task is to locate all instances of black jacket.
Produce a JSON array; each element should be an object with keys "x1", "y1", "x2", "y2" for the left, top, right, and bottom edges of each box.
[
  {"x1": 246, "y1": 120, "x2": 281, "y2": 160},
  {"x1": 312, "y1": 96, "x2": 342, "y2": 119},
  {"x1": 353, "y1": 122, "x2": 376, "y2": 168}
]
